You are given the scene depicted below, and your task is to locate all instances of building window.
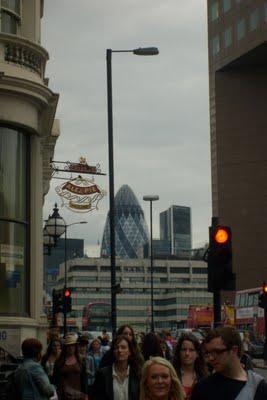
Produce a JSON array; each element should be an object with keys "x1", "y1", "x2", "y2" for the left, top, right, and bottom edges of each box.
[
  {"x1": 0, "y1": 126, "x2": 30, "y2": 316},
  {"x1": 224, "y1": 26, "x2": 232, "y2": 47},
  {"x1": 211, "y1": 36, "x2": 220, "y2": 55},
  {"x1": 211, "y1": 2, "x2": 219, "y2": 21},
  {"x1": 237, "y1": 18, "x2": 245, "y2": 40},
  {"x1": 0, "y1": 0, "x2": 20, "y2": 34},
  {"x1": 2, "y1": 0, "x2": 20, "y2": 13},
  {"x1": 249, "y1": 9, "x2": 259, "y2": 31},
  {"x1": 223, "y1": 0, "x2": 231, "y2": 13}
]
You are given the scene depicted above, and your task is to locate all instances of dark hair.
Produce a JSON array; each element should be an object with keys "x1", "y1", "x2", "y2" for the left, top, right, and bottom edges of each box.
[
  {"x1": 141, "y1": 332, "x2": 163, "y2": 361},
  {"x1": 41, "y1": 338, "x2": 62, "y2": 368},
  {"x1": 54, "y1": 340, "x2": 83, "y2": 369},
  {"x1": 111, "y1": 335, "x2": 141, "y2": 377},
  {"x1": 22, "y1": 338, "x2": 42, "y2": 359},
  {"x1": 173, "y1": 333, "x2": 208, "y2": 379},
  {"x1": 117, "y1": 325, "x2": 137, "y2": 347},
  {"x1": 204, "y1": 327, "x2": 242, "y2": 358}
]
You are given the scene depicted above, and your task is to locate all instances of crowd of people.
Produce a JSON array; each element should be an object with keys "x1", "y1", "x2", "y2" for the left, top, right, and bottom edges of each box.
[{"x1": 9, "y1": 325, "x2": 267, "y2": 399}]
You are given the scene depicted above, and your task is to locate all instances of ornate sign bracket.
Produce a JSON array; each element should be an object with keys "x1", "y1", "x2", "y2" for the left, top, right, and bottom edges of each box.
[{"x1": 51, "y1": 156, "x2": 106, "y2": 180}]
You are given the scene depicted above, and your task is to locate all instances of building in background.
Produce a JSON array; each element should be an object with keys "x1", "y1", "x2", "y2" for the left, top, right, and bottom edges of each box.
[
  {"x1": 0, "y1": 0, "x2": 59, "y2": 355},
  {"x1": 207, "y1": 0, "x2": 267, "y2": 291},
  {"x1": 44, "y1": 238, "x2": 84, "y2": 296},
  {"x1": 55, "y1": 257, "x2": 212, "y2": 331},
  {"x1": 160, "y1": 205, "x2": 192, "y2": 257},
  {"x1": 101, "y1": 185, "x2": 149, "y2": 259}
]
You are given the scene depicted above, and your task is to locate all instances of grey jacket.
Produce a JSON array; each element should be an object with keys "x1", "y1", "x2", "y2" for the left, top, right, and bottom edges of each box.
[
  {"x1": 14, "y1": 358, "x2": 55, "y2": 400},
  {"x1": 235, "y1": 370, "x2": 264, "y2": 400}
]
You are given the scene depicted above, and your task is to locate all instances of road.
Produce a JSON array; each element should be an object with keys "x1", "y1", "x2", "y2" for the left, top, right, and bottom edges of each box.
[{"x1": 253, "y1": 358, "x2": 267, "y2": 379}]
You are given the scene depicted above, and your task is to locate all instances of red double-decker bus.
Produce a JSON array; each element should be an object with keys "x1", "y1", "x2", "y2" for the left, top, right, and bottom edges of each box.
[
  {"x1": 235, "y1": 287, "x2": 265, "y2": 336},
  {"x1": 82, "y1": 302, "x2": 111, "y2": 332}
]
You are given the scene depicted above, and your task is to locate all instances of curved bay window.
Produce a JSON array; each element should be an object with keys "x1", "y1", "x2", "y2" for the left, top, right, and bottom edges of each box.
[
  {"x1": 0, "y1": 126, "x2": 29, "y2": 316},
  {"x1": 0, "y1": 0, "x2": 20, "y2": 34}
]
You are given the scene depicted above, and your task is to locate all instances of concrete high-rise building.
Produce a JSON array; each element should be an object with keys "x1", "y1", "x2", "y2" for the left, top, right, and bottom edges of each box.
[
  {"x1": 160, "y1": 206, "x2": 192, "y2": 256},
  {"x1": 0, "y1": 1, "x2": 59, "y2": 355},
  {"x1": 207, "y1": 1, "x2": 267, "y2": 290},
  {"x1": 55, "y1": 257, "x2": 212, "y2": 331},
  {"x1": 101, "y1": 185, "x2": 149, "y2": 259}
]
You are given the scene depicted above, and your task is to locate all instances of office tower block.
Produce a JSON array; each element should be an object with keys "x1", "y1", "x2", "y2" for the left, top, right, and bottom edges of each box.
[
  {"x1": 207, "y1": 1, "x2": 267, "y2": 289},
  {"x1": 160, "y1": 206, "x2": 192, "y2": 256}
]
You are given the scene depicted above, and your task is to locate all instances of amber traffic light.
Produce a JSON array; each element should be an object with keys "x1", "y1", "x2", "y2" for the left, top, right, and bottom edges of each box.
[
  {"x1": 259, "y1": 282, "x2": 267, "y2": 308},
  {"x1": 214, "y1": 228, "x2": 229, "y2": 244},
  {"x1": 206, "y1": 225, "x2": 235, "y2": 292}
]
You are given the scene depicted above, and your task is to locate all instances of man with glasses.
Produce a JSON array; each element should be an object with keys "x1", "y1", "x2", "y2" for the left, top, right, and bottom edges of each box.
[{"x1": 191, "y1": 327, "x2": 267, "y2": 400}]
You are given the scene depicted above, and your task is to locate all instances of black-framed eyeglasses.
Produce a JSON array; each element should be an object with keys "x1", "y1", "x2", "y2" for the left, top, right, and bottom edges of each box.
[{"x1": 204, "y1": 348, "x2": 229, "y2": 359}]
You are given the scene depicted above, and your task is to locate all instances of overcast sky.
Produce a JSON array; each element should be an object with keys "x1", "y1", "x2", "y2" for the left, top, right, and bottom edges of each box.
[{"x1": 42, "y1": 0, "x2": 211, "y2": 256}]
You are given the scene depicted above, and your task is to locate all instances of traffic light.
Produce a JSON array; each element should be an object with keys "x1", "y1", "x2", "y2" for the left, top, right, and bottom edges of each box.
[
  {"x1": 206, "y1": 225, "x2": 236, "y2": 292},
  {"x1": 63, "y1": 288, "x2": 72, "y2": 313},
  {"x1": 258, "y1": 283, "x2": 267, "y2": 308},
  {"x1": 52, "y1": 289, "x2": 63, "y2": 314}
]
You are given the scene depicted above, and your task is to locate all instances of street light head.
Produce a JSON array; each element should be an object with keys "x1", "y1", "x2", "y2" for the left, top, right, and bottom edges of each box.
[
  {"x1": 143, "y1": 195, "x2": 159, "y2": 202},
  {"x1": 45, "y1": 203, "x2": 66, "y2": 238},
  {"x1": 133, "y1": 47, "x2": 159, "y2": 56}
]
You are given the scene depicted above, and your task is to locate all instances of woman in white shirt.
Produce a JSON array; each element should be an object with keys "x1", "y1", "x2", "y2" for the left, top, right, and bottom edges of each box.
[{"x1": 92, "y1": 335, "x2": 141, "y2": 400}]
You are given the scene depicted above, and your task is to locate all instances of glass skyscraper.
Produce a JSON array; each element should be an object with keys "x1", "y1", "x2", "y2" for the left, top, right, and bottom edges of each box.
[
  {"x1": 160, "y1": 205, "x2": 192, "y2": 256},
  {"x1": 101, "y1": 185, "x2": 149, "y2": 258}
]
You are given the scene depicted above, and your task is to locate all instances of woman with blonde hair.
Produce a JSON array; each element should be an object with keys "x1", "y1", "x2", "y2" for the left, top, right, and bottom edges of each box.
[{"x1": 140, "y1": 357, "x2": 185, "y2": 400}]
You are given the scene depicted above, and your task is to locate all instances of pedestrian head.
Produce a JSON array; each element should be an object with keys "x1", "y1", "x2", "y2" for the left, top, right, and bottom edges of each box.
[
  {"x1": 173, "y1": 333, "x2": 207, "y2": 379},
  {"x1": 141, "y1": 332, "x2": 163, "y2": 361},
  {"x1": 111, "y1": 335, "x2": 141, "y2": 377},
  {"x1": 140, "y1": 357, "x2": 184, "y2": 400},
  {"x1": 203, "y1": 327, "x2": 242, "y2": 373},
  {"x1": 78, "y1": 334, "x2": 89, "y2": 356},
  {"x1": 22, "y1": 338, "x2": 43, "y2": 361},
  {"x1": 117, "y1": 325, "x2": 136, "y2": 346},
  {"x1": 89, "y1": 338, "x2": 101, "y2": 353}
]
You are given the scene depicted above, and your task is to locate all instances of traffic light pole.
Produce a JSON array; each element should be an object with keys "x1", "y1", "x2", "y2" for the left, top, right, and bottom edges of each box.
[
  {"x1": 213, "y1": 290, "x2": 221, "y2": 328},
  {"x1": 264, "y1": 304, "x2": 267, "y2": 365},
  {"x1": 212, "y1": 217, "x2": 221, "y2": 327},
  {"x1": 63, "y1": 227, "x2": 67, "y2": 337}
]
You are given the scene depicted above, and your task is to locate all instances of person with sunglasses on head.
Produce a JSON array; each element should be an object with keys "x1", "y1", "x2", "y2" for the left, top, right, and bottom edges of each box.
[{"x1": 191, "y1": 326, "x2": 267, "y2": 400}]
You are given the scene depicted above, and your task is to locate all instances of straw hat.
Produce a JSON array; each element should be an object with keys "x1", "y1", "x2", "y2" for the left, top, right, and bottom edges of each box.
[{"x1": 64, "y1": 334, "x2": 77, "y2": 346}]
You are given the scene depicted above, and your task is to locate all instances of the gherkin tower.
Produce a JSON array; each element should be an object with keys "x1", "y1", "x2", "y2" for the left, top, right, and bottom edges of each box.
[{"x1": 101, "y1": 185, "x2": 149, "y2": 258}]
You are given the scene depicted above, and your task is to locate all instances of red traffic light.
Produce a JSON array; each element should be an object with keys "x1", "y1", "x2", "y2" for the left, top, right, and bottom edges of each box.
[
  {"x1": 64, "y1": 289, "x2": 71, "y2": 297},
  {"x1": 214, "y1": 228, "x2": 229, "y2": 244},
  {"x1": 263, "y1": 284, "x2": 267, "y2": 293}
]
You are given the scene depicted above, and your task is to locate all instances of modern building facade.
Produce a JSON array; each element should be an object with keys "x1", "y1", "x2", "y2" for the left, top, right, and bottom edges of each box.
[
  {"x1": 160, "y1": 206, "x2": 192, "y2": 257},
  {"x1": 207, "y1": 1, "x2": 267, "y2": 290},
  {"x1": 44, "y1": 238, "x2": 84, "y2": 296},
  {"x1": 101, "y1": 185, "x2": 149, "y2": 259},
  {"x1": 55, "y1": 257, "x2": 212, "y2": 331},
  {"x1": 0, "y1": 1, "x2": 59, "y2": 355}
]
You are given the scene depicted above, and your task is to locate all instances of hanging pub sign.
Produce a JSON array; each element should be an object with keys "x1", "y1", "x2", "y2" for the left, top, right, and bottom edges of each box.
[{"x1": 55, "y1": 175, "x2": 106, "y2": 213}]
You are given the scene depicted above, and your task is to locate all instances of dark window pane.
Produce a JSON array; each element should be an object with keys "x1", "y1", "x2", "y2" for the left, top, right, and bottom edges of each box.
[
  {"x1": 0, "y1": 221, "x2": 27, "y2": 315},
  {"x1": 0, "y1": 127, "x2": 27, "y2": 220},
  {"x1": 1, "y1": 11, "x2": 17, "y2": 34},
  {"x1": 2, "y1": 0, "x2": 20, "y2": 14}
]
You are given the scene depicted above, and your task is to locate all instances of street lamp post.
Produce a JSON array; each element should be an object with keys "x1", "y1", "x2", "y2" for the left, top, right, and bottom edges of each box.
[
  {"x1": 143, "y1": 195, "x2": 159, "y2": 332},
  {"x1": 106, "y1": 46, "x2": 159, "y2": 336},
  {"x1": 45, "y1": 204, "x2": 87, "y2": 336}
]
